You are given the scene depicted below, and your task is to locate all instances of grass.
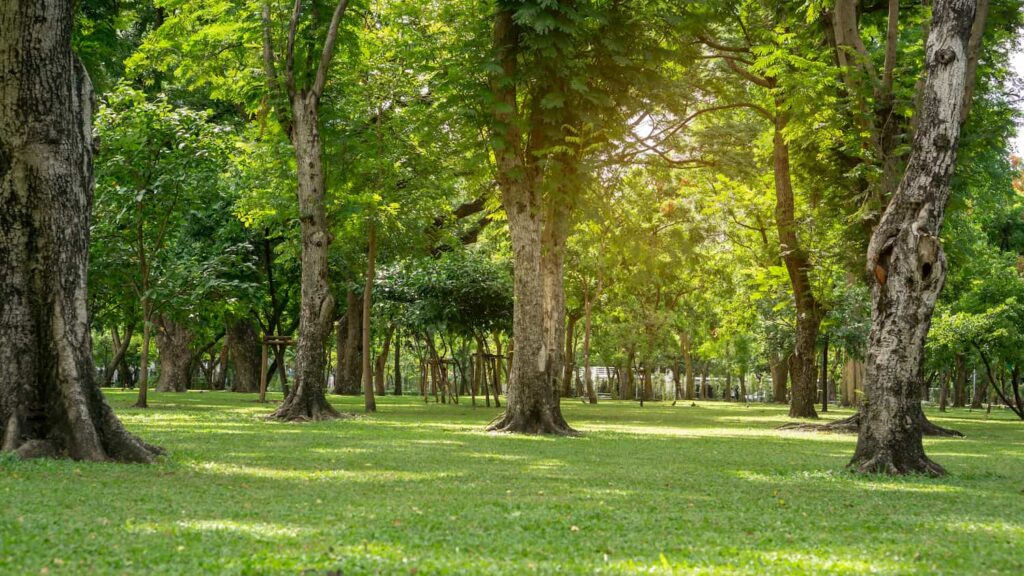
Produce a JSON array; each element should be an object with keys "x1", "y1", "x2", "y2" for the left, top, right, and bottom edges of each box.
[{"x1": 1, "y1": 391, "x2": 1023, "y2": 575}]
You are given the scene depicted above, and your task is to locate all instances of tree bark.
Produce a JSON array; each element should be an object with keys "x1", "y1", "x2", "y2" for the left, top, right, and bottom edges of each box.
[
  {"x1": 851, "y1": 0, "x2": 977, "y2": 476},
  {"x1": 374, "y1": 325, "x2": 394, "y2": 397},
  {"x1": 774, "y1": 111, "x2": 821, "y2": 419},
  {"x1": 953, "y1": 353, "x2": 967, "y2": 407},
  {"x1": 484, "y1": 9, "x2": 573, "y2": 435},
  {"x1": 335, "y1": 290, "x2": 363, "y2": 394},
  {"x1": 104, "y1": 325, "x2": 134, "y2": 388},
  {"x1": 227, "y1": 318, "x2": 261, "y2": 393},
  {"x1": 155, "y1": 316, "x2": 194, "y2": 393},
  {"x1": 269, "y1": 92, "x2": 339, "y2": 421},
  {"x1": 583, "y1": 298, "x2": 597, "y2": 404},
  {"x1": 0, "y1": 0, "x2": 160, "y2": 461},
  {"x1": 362, "y1": 220, "x2": 377, "y2": 412},
  {"x1": 393, "y1": 330, "x2": 402, "y2": 396},
  {"x1": 681, "y1": 331, "x2": 695, "y2": 401},
  {"x1": 770, "y1": 353, "x2": 789, "y2": 404},
  {"x1": 562, "y1": 310, "x2": 579, "y2": 397}
]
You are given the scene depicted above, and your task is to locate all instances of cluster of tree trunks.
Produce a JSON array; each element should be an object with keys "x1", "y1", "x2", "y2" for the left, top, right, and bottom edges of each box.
[{"x1": 0, "y1": 0, "x2": 160, "y2": 461}]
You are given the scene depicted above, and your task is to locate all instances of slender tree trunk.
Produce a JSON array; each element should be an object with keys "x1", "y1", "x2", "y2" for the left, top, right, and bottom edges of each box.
[
  {"x1": 362, "y1": 221, "x2": 377, "y2": 413},
  {"x1": 155, "y1": 316, "x2": 194, "y2": 392},
  {"x1": 681, "y1": 332, "x2": 695, "y2": 401},
  {"x1": 953, "y1": 353, "x2": 967, "y2": 407},
  {"x1": 270, "y1": 93, "x2": 338, "y2": 421},
  {"x1": 135, "y1": 303, "x2": 153, "y2": 408},
  {"x1": 104, "y1": 325, "x2": 134, "y2": 387},
  {"x1": 774, "y1": 111, "x2": 821, "y2": 419},
  {"x1": 583, "y1": 298, "x2": 597, "y2": 404},
  {"x1": 938, "y1": 369, "x2": 950, "y2": 412},
  {"x1": 0, "y1": 0, "x2": 159, "y2": 461},
  {"x1": 770, "y1": 353, "x2": 789, "y2": 404},
  {"x1": 562, "y1": 311, "x2": 579, "y2": 397},
  {"x1": 227, "y1": 318, "x2": 261, "y2": 393},
  {"x1": 374, "y1": 325, "x2": 393, "y2": 397},
  {"x1": 724, "y1": 371, "x2": 732, "y2": 402},
  {"x1": 821, "y1": 334, "x2": 829, "y2": 413},
  {"x1": 851, "y1": 0, "x2": 976, "y2": 476},
  {"x1": 393, "y1": 329, "x2": 402, "y2": 396},
  {"x1": 739, "y1": 372, "x2": 747, "y2": 403}
]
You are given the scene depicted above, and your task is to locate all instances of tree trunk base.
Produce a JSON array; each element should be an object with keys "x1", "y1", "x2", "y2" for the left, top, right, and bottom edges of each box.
[
  {"x1": 486, "y1": 409, "x2": 579, "y2": 436},
  {"x1": 848, "y1": 449, "x2": 947, "y2": 477},
  {"x1": 268, "y1": 389, "x2": 344, "y2": 422},
  {"x1": 777, "y1": 412, "x2": 963, "y2": 437}
]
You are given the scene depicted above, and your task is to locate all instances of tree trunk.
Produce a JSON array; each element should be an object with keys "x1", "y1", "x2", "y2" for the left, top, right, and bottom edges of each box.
[
  {"x1": 484, "y1": 9, "x2": 572, "y2": 435},
  {"x1": 774, "y1": 110, "x2": 821, "y2": 419},
  {"x1": 227, "y1": 318, "x2": 261, "y2": 393},
  {"x1": 393, "y1": 330, "x2": 402, "y2": 396},
  {"x1": 851, "y1": 0, "x2": 976, "y2": 476},
  {"x1": 562, "y1": 311, "x2": 579, "y2": 397},
  {"x1": 770, "y1": 353, "x2": 789, "y2": 404},
  {"x1": 362, "y1": 220, "x2": 377, "y2": 413},
  {"x1": 155, "y1": 316, "x2": 194, "y2": 393},
  {"x1": 212, "y1": 340, "x2": 229, "y2": 390},
  {"x1": 739, "y1": 372, "x2": 747, "y2": 403},
  {"x1": 821, "y1": 334, "x2": 829, "y2": 413},
  {"x1": 270, "y1": 93, "x2": 339, "y2": 421},
  {"x1": 104, "y1": 325, "x2": 134, "y2": 388},
  {"x1": 374, "y1": 325, "x2": 394, "y2": 397},
  {"x1": 135, "y1": 304, "x2": 153, "y2": 407},
  {"x1": 583, "y1": 298, "x2": 597, "y2": 404},
  {"x1": 953, "y1": 352, "x2": 967, "y2": 407},
  {"x1": 681, "y1": 332, "x2": 695, "y2": 401},
  {"x1": 336, "y1": 290, "x2": 363, "y2": 394},
  {"x1": 724, "y1": 371, "x2": 732, "y2": 402},
  {"x1": 939, "y1": 369, "x2": 950, "y2": 412},
  {"x1": 0, "y1": 0, "x2": 160, "y2": 461}
]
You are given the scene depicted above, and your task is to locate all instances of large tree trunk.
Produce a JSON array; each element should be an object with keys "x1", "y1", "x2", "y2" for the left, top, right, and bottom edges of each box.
[
  {"x1": 774, "y1": 111, "x2": 821, "y2": 419},
  {"x1": 270, "y1": 93, "x2": 338, "y2": 421},
  {"x1": 485, "y1": 9, "x2": 572, "y2": 435},
  {"x1": 770, "y1": 353, "x2": 789, "y2": 404},
  {"x1": 155, "y1": 316, "x2": 194, "y2": 392},
  {"x1": 227, "y1": 318, "x2": 261, "y2": 393},
  {"x1": 850, "y1": 0, "x2": 976, "y2": 476},
  {"x1": 0, "y1": 0, "x2": 160, "y2": 461}
]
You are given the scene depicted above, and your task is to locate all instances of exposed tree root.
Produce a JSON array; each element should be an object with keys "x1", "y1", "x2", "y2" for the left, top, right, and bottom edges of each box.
[
  {"x1": 486, "y1": 409, "x2": 579, "y2": 436},
  {"x1": 848, "y1": 449, "x2": 947, "y2": 477},
  {"x1": 777, "y1": 412, "x2": 964, "y2": 437},
  {"x1": 267, "y1": 389, "x2": 344, "y2": 422}
]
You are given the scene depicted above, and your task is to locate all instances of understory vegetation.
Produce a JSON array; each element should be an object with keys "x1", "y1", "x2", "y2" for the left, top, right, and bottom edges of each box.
[{"x1": 2, "y1": 392, "x2": 1022, "y2": 575}]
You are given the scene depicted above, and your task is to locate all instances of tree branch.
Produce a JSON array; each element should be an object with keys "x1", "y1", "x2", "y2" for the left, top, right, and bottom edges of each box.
[{"x1": 312, "y1": 0, "x2": 351, "y2": 98}]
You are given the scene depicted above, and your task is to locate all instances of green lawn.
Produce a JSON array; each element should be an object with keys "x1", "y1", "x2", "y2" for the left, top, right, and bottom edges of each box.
[{"x1": 1, "y1": 392, "x2": 1022, "y2": 575}]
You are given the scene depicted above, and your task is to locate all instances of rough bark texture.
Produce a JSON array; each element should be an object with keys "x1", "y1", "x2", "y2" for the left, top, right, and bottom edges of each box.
[
  {"x1": 773, "y1": 112, "x2": 821, "y2": 419},
  {"x1": 484, "y1": 8, "x2": 574, "y2": 435},
  {"x1": 227, "y1": 318, "x2": 261, "y2": 393},
  {"x1": 850, "y1": 0, "x2": 976, "y2": 476},
  {"x1": 0, "y1": 0, "x2": 160, "y2": 461},
  {"x1": 155, "y1": 316, "x2": 194, "y2": 392},
  {"x1": 269, "y1": 94, "x2": 339, "y2": 421}
]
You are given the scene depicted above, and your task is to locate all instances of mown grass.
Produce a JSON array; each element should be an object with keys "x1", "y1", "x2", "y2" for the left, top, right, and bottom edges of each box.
[{"x1": 1, "y1": 391, "x2": 1022, "y2": 575}]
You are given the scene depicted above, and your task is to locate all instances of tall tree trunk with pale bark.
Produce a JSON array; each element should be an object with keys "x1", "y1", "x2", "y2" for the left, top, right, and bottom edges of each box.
[
  {"x1": 484, "y1": 8, "x2": 573, "y2": 435},
  {"x1": 0, "y1": 0, "x2": 160, "y2": 461},
  {"x1": 850, "y1": 0, "x2": 977, "y2": 476}
]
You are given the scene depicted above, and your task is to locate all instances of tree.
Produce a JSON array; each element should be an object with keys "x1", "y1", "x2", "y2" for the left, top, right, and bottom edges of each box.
[
  {"x1": 260, "y1": 0, "x2": 352, "y2": 421},
  {"x1": 850, "y1": 0, "x2": 979, "y2": 476},
  {"x1": 0, "y1": 0, "x2": 160, "y2": 462}
]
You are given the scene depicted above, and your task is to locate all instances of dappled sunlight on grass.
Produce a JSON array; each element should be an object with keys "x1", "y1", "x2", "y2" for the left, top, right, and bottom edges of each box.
[{"x1": 2, "y1": 391, "x2": 1022, "y2": 574}]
